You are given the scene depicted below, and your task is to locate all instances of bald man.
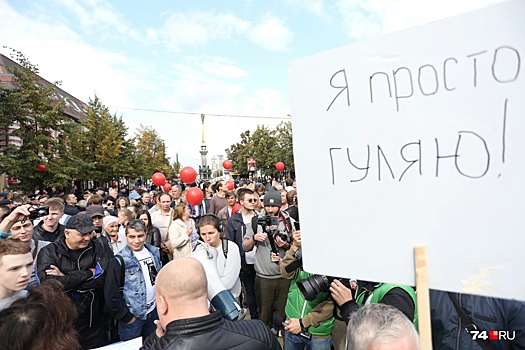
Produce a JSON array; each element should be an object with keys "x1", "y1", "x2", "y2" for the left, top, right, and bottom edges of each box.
[{"x1": 141, "y1": 257, "x2": 281, "y2": 350}]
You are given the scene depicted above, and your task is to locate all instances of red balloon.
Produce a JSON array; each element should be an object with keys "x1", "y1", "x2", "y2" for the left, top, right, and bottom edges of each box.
[
  {"x1": 152, "y1": 172, "x2": 166, "y2": 186},
  {"x1": 226, "y1": 180, "x2": 234, "y2": 190},
  {"x1": 275, "y1": 162, "x2": 285, "y2": 172},
  {"x1": 186, "y1": 187, "x2": 203, "y2": 206},
  {"x1": 36, "y1": 164, "x2": 46, "y2": 172},
  {"x1": 163, "y1": 183, "x2": 172, "y2": 192},
  {"x1": 222, "y1": 159, "x2": 232, "y2": 170},
  {"x1": 180, "y1": 166, "x2": 197, "y2": 184}
]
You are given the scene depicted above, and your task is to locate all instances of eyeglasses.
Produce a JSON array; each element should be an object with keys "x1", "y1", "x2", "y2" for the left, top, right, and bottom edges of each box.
[
  {"x1": 106, "y1": 203, "x2": 114, "y2": 206},
  {"x1": 245, "y1": 199, "x2": 257, "y2": 203}
]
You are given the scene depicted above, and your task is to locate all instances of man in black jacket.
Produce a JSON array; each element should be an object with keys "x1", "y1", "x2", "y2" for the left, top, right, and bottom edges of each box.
[
  {"x1": 37, "y1": 214, "x2": 113, "y2": 349},
  {"x1": 225, "y1": 188, "x2": 259, "y2": 320},
  {"x1": 32, "y1": 198, "x2": 65, "y2": 242},
  {"x1": 141, "y1": 257, "x2": 281, "y2": 350}
]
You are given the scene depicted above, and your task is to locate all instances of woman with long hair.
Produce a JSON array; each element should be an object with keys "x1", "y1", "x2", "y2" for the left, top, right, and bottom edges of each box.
[
  {"x1": 166, "y1": 203, "x2": 195, "y2": 259},
  {"x1": 136, "y1": 209, "x2": 161, "y2": 248},
  {"x1": 116, "y1": 197, "x2": 129, "y2": 213}
]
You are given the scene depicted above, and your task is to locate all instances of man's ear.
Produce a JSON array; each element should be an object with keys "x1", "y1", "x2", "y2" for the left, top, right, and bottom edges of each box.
[{"x1": 157, "y1": 295, "x2": 168, "y2": 316}]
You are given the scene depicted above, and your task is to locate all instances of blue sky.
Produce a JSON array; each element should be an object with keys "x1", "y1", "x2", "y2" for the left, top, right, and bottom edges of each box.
[{"x1": 0, "y1": 0, "x2": 502, "y2": 170}]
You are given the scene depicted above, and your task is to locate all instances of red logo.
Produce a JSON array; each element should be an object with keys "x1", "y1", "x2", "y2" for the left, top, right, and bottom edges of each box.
[{"x1": 489, "y1": 331, "x2": 499, "y2": 340}]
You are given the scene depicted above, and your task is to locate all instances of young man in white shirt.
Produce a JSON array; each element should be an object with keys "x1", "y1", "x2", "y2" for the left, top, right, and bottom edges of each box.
[{"x1": 104, "y1": 219, "x2": 162, "y2": 341}]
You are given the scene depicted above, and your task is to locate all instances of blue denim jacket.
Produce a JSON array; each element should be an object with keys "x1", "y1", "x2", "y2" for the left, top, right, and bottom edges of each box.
[{"x1": 118, "y1": 244, "x2": 162, "y2": 320}]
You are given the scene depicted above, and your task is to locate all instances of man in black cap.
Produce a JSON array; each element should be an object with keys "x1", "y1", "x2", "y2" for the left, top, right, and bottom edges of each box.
[{"x1": 36, "y1": 214, "x2": 113, "y2": 349}]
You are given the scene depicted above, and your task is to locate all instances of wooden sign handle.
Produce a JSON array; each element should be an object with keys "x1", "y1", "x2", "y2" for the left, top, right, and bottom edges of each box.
[{"x1": 414, "y1": 246, "x2": 432, "y2": 350}]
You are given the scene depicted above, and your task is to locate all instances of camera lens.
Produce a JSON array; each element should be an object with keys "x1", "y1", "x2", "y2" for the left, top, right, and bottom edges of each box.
[{"x1": 297, "y1": 275, "x2": 330, "y2": 301}]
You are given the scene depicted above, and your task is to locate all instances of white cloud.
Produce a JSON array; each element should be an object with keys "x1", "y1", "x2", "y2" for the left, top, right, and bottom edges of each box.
[
  {"x1": 159, "y1": 10, "x2": 293, "y2": 53},
  {"x1": 160, "y1": 11, "x2": 250, "y2": 50},
  {"x1": 0, "y1": 1, "x2": 291, "y2": 169},
  {"x1": 335, "y1": 0, "x2": 506, "y2": 41},
  {"x1": 287, "y1": 0, "x2": 328, "y2": 18},
  {"x1": 53, "y1": 0, "x2": 145, "y2": 43},
  {"x1": 0, "y1": 1, "x2": 141, "y2": 107},
  {"x1": 335, "y1": 0, "x2": 385, "y2": 40},
  {"x1": 247, "y1": 14, "x2": 294, "y2": 52},
  {"x1": 197, "y1": 57, "x2": 248, "y2": 79}
]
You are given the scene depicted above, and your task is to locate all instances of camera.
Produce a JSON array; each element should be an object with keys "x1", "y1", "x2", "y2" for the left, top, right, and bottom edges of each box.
[
  {"x1": 28, "y1": 206, "x2": 49, "y2": 220},
  {"x1": 258, "y1": 215, "x2": 291, "y2": 244},
  {"x1": 258, "y1": 215, "x2": 279, "y2": 236},
  {"x1": 297, "y1": 275, "x2": 351, "y2": 301}
]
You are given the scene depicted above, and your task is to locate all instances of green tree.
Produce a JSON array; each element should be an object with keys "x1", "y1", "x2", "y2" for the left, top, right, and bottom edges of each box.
[
  {"x1": 226, "y1": 130, "x2": 253, "y2": 174},
  {"x1": 225, "y1": 122, "x2": 295, "y2": 178},
  {"x1": 70, "y1": 96, "x2": 132, "y2": 185},
  {"x1": 273, "y1": 121, "x2": 294, "y2": 174},
  {"x1": 0, "y1": 49, "x2": 75, "y2": 189},
  {"x1": 134, "y1": 124, "x2": 174, "y2": 179}
]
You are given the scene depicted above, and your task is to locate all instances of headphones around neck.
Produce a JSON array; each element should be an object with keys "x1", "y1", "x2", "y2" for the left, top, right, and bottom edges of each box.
[{"x1": 196, "y1": 213, "x2": 224, "y2": 235}]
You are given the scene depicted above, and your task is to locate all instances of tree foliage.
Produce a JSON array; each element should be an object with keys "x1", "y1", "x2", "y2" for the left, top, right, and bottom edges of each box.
[
  {"x1": 225, "y1": 121, "x2": 295, "y2": 178},
  {"x1": 0, "y1": 50, "x2": 72, "y2": 189},
  {"x1": 0, "y1": 50, "x2": 176, "y2": 190},
  {"x1": 134, "y1": 125, "x2": 175, "y2": 179}
]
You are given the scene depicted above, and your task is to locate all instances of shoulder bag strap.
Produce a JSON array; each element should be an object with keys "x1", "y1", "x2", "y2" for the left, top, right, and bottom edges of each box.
[
  {"x1": 32, "y1": 238, "x2": 39, "y2": 260},
  {"x1": 222, "y1": 238, "x2": 228, "y2": 258},
  {"x1": 448, "y1": 292, "x2": 496, "y2": 350},
  {"x1": 115, "y1": 255, "x2": 125, "y2": 294}
]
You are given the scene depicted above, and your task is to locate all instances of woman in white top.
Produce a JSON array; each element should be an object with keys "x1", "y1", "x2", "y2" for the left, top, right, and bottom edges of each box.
[
  {"x1": 167, "y1": 203, "x2": 193, "y2": 259},
  {"x1": 197, "y1": 214, "x2": 241, "y2": 298}
]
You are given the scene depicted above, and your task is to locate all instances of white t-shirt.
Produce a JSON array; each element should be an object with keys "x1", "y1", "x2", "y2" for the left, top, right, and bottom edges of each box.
[
  {"x1": 133, "y1": 248, "x2": 157, "y2": 314},
  {"x1": 242, "y1": 214, "x2": 257, "y2": 265}
]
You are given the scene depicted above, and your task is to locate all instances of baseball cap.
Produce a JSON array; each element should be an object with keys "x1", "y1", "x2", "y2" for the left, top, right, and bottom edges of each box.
[
  {"x1": 128, "y1": 192, "x2": 140, "y2": 200},
  {"x1": 85, "y1": 205, "x2": 105, "y2": 218},
  {"x1": 263, "y1": 191, "x2": 282, "y2": 207},
  {"x1": 66, "y1": 214, "x2": 97, "y2": 234}
]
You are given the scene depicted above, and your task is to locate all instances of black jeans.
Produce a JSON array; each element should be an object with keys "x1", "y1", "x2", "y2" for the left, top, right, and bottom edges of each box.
[{"x1": 241, "y1": 264, "x2": 259, "y2": 319}]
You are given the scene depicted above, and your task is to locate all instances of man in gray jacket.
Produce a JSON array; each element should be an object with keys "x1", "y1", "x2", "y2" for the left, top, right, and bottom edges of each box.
[{"x1": 243, "y1": 190, "x2": 294, "y2": 333}]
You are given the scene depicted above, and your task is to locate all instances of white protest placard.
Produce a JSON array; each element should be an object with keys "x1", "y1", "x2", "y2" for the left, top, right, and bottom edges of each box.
[{"x1": 288, "y1": 0, "x2": 525, "y2": 301}]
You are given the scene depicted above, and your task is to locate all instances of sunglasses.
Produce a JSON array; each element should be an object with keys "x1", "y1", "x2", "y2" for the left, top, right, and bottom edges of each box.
[
  {"x1": 245, "y1": 199, "x2": 257, "y2": 203},
  {"x1": 106, "y1": 203, "x2": 114, "y2": 206}
]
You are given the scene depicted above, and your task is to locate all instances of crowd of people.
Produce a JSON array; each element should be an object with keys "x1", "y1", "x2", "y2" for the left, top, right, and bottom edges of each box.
[{"x1": 0, "y1": 178, "x2": 523, "y2": 350}]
